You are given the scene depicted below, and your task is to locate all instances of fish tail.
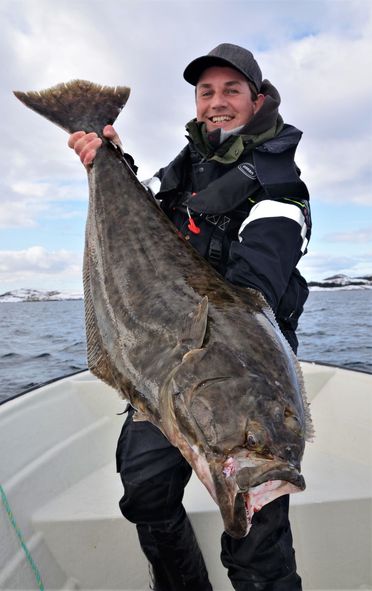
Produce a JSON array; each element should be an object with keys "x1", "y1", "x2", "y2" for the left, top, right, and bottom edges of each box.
[{"x1": 13, "y1": 80, "x2": 130, "y2": 135}]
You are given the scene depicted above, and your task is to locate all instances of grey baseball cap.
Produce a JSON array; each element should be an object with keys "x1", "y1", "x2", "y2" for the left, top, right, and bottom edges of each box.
[{"x1": 183, "y1": 43, "x2": 262, "y2": 91}]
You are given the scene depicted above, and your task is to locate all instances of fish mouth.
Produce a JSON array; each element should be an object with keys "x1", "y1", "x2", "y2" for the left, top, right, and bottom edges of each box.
[
  {"x1": 215, "y1": 461, "x2": 305, "y2": 539},
  {"x1": 235, "y1": 462, "x2": 305, "y2": 492}
]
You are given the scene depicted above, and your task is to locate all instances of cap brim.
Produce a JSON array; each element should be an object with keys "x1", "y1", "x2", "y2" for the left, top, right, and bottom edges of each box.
[{"x1": 183, "y1": 55, "x2": 240, "y2": 86}]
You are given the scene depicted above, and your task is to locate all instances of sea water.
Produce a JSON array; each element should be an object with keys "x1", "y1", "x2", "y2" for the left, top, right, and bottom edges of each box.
[{"x1": 0, "y1": 290, "x2": 371, "y2": 402}]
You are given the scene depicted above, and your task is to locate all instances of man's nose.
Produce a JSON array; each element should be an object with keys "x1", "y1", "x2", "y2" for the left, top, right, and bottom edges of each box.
[{"x1": 210, "y1": 92, "x2": 228, "y2": 109}]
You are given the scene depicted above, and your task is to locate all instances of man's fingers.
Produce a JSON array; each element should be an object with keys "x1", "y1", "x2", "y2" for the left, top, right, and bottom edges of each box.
[
  {"x1": 79, "y1": 137, "x2": 102, "y2": 166},
  {"x1": 103, "y1": 125, "x2": 122, "y2": 146},
  {"x1": 68, "y1": 130, "x2": 86, "y2": 149},
  {"x1": 68, "y1": 132, "x2": 100, "y2": 154},
  {"x1": 68, "y1": 128, "x2": 117, "y2": 168},
  {"x1": 82, "y1": 149, "x2": 98, "y2": 167}
]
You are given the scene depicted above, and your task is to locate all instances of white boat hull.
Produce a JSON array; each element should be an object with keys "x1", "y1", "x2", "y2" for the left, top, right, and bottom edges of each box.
[{"x1": 1, "y1": 362, "x2": 371, "y2": 590}]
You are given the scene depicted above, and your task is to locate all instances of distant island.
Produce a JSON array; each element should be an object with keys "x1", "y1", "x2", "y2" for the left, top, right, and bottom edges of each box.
[
  {"x1": 0, "y1": 288, "x2": 83, "y2": 303},
  {"x1": 0, "y1": 275, "x2": 371, "y2": 302},
  {"x1": 308, "y1": 274, "x2": 372, "y2": 290}
]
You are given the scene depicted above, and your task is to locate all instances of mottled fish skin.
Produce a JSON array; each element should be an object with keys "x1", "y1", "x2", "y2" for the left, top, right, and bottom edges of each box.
[{"x1": 14, "y1": 80, "x2": 313, "y2": 538}]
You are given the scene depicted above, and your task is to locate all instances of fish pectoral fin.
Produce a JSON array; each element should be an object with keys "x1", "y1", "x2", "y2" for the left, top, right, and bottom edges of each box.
[{"x1": 178, "y1": 296, "x2": 208, "y2": 350}]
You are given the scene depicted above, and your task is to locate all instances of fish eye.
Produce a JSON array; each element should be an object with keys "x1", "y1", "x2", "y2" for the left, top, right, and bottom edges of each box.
[
  {"x1": 246, "y1": 433, "x2": 257, "y2": 448},
  {"x1": 285, "y1": 411, "x2": 300, "y2": 424},
  {"x1": 245, "y1": 423, "x2": 268, "y2": 451}
]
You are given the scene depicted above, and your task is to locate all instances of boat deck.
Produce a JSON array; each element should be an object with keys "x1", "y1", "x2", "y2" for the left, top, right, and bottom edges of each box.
[{"x1": 1, "y1": 363, "x2": 371, "y2": 590}]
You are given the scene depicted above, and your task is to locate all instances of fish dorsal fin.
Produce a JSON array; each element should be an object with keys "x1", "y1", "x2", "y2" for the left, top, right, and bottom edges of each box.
[
  {"x1": 259, "y1": 299, "x2": 314, "y2": 442},
  {"x1": 83, "y1": 250, "x2": 118, "y2": 392},
  {"x1": 14, "y1": 80, "x2": 130, "y2": 135},
  {"x1": 179, "y1": 296, "x2": 208, "y2": 350}
]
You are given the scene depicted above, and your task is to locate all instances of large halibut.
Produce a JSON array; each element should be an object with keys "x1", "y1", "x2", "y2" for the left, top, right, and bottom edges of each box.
[{"x1": 14, "y1": 80, "x2": 313, "y2": 538}]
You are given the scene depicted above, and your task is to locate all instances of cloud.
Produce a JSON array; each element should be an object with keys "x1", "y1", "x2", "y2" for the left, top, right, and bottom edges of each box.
[
  {"x1": 0, "y1": 190, "x2": 45, "y2": 229},
  {"x1": 1, "y1": 0, "x2": 372, "y2": 288},
  {"x1": 0, "y1": 177, "x2": 87, "y2": 229},
  {"x1": 324, "y1": 227, "x2": 372, "y2": 243},
  {"x1": 298, "y1": 136, "x2": 372, "y2": 206},
  {"x1": 0, "y1": 246, "x2": 82, "y2": 289},
  {"x1": 258, "y1": 11, "x2": 372, "y2": 207},
  {"x1": 298, "y1": 249, "x2": 372, "y2": 281}
]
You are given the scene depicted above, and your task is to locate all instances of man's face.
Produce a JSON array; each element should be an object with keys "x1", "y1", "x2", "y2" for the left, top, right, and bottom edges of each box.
[{"x1": 195, "y1": 66, "x2": 264, "y2": 132}]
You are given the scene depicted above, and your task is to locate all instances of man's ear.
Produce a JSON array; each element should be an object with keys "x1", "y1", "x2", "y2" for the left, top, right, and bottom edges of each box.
[{"x1": 253, "y1": 93, "x2": 265, "y2": 114}]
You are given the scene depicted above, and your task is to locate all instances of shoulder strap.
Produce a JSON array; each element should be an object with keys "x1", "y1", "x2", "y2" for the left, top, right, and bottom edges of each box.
[
  {"x1": 253, "y1": 125, "x2": 310, "y2": 200},
  {"x1": 253, "y1": 147, "x2": 309, "y2": 200},
  {"x1": 184, "y1": 159, "x2": 261, "y2": 215}
]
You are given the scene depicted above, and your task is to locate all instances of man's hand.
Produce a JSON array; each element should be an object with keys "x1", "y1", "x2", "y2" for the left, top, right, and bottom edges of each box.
[{"x1": 68, "y1": 125, "x2": 121, "y2": 167}]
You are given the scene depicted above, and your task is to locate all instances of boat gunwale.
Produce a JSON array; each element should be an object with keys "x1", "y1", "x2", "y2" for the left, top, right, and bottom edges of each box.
[{"x1": 1, "y1": 359, "x2": 371, "y2": 408}]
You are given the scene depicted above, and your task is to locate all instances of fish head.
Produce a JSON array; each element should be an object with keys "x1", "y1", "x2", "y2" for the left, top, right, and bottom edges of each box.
[{"x1": 168, "y1": 342, "x2": 308, "y2": 538}]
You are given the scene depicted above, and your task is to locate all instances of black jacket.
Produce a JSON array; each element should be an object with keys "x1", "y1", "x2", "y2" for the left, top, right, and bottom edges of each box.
[{"x1": 152, "y1": 123, "x2": 311, "y2": 353}]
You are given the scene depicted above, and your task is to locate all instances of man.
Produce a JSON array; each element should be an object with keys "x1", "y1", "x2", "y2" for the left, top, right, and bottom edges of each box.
[{"x1": 69, "y1": 43, "x2": 310, "y2": 591}]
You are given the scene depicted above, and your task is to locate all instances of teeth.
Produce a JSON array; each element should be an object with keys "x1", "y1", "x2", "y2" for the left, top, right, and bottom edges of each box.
[{"x1": 211, "y1": 116, "x2": 233, "y2": 122}]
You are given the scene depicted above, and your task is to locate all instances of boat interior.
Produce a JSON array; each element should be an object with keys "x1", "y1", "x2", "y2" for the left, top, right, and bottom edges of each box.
[{"x1": 0, "y1": 362, "x2": 371, "y2": 590}]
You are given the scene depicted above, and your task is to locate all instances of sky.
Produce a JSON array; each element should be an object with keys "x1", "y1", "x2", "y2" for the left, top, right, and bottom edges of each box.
[{"x1": 1, "y1": 0, "x2": 371, "y2": 293}]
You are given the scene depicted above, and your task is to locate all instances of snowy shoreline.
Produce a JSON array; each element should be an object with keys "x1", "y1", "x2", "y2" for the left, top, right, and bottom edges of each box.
[
  {"x1": 309, "y1": 284, "x2": 372, "y2": 292},
  {"x1": 1, "y1": 274, "x2": 371, "y2": 302},
  {"x1": 0, "y1": 289, "x2": 83, "y2": 303}
]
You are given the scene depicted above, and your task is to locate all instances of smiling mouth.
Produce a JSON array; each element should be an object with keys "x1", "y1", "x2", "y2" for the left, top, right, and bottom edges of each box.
[{"x1": 209, "y1": 115, "x2": 234, "y2": 123}]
